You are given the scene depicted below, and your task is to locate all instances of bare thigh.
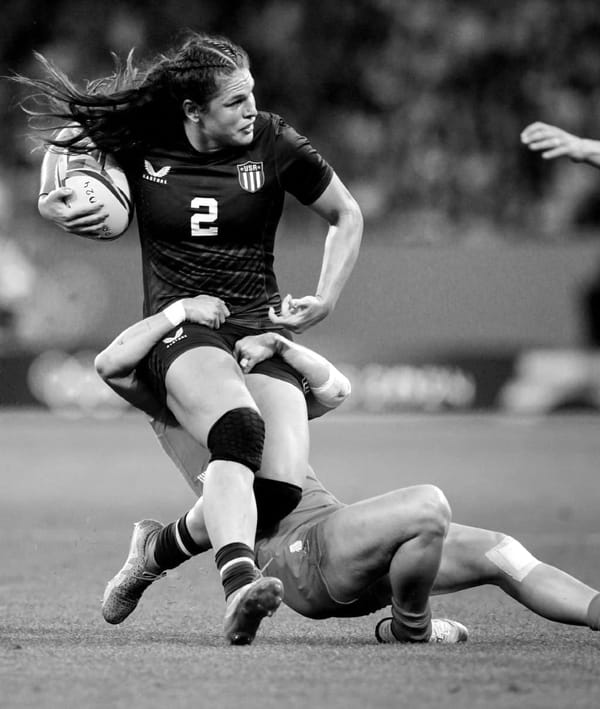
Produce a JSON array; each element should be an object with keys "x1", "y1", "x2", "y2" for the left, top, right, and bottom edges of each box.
[
  {"x1": 165, "y1": 346, "x2": 257, "y2": 444},
  {"x1": 246, "y1": 372, "x2": 309, "y2": 488},
  {"x1": 316, "y1": 487, "x2": 437, "y2": 602}
]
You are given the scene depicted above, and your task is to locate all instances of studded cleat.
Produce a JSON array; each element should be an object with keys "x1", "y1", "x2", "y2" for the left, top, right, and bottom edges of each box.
[
  {"x1": 223, "y1": 575, "x2": 284, "y2": 645},
  {"x1": 375, "y1": 617, "x2": 469, "y2": 644},
  {"x1": 102, "y1": 519, "x2": 165, "y2": 624}
]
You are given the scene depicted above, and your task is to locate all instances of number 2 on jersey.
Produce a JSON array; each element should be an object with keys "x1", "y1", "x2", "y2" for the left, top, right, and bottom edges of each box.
[{"x1": 191, "y1": 197, "x2": 218, "y2": 237}]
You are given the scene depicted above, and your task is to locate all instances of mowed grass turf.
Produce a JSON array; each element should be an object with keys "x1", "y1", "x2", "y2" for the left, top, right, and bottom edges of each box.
[{"x1": 1, "y1": 410, "x2": 599, "y2": 709}]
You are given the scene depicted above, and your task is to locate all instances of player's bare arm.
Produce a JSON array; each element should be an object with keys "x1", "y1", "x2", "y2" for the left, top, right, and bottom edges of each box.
[
  {"x1": 521, "y1": 121, "x2": 600, "y2": 167},
  {"x1": 234, "y1": 331, "x2": 351, "y2": 415},
  {"x1": 269, "y1": 172, "x2": 363, "y2": 333},
  {"x1": 95, "y1": 295, "x2": 230, "y2": 414},
  {"x1": 38, "y1": 127, "x2": 109, "y2": 236}
]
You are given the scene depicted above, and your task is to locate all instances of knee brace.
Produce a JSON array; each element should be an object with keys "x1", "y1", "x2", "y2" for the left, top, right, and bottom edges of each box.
[
  {"x1": 254, "y1": 478, "x2": 302, "y2": 533},
  {"x1": 207, "y1": 407, "x2": 265, "y2": 473}
]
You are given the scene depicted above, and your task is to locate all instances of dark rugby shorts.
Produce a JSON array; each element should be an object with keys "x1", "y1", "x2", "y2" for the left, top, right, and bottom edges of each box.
[{"x1": 139, "y1": 321, "x2": 305, "y2": 404}]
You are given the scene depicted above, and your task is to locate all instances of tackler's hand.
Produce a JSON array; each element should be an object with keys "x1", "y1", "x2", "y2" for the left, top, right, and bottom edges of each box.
[
  {"x1": 268, "y1": 294, "x2": 330, "y2": 334},
  {"x1": 184, "y1": 295, "x2": 230, "y2": 329},
  {"x1": 235, "y1": 333, "x2": 279, "y2": 373}
]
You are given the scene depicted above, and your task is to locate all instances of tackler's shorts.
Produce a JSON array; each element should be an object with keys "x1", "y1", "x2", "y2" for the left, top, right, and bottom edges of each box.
[
  {"x1": 149, "y1": 410, "x2": 208, "y2": 497},
  {"x1": 139, "y1": 321, "x2": 305, "y2": 404},
  {"x1": 255, "y1": 517, "x2": 392, "y2": 620}
]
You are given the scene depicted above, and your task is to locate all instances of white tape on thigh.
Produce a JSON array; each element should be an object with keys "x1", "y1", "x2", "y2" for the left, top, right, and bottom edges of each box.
[{"x1": 485, "y1": 536, "x2": 540, "y2": 582}]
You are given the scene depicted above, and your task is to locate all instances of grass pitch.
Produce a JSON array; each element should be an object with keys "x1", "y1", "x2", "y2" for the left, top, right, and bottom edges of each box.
[{"x1": 1, "y1": 410, "x2": 599, "y2": 709}]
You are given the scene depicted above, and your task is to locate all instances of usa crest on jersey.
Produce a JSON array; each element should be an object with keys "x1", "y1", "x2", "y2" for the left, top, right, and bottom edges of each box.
[{"x1": 237, "y1": 161, "x2": 265, "y2": 193}]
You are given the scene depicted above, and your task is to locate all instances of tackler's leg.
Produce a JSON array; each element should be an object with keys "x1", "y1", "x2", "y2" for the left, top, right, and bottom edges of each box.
[
  {"x1": 434, "y1": 523, "x2": 600, "y2": 630},
  {"x1": 316, "y1": 485, "x2": 467, "y2": 643}
]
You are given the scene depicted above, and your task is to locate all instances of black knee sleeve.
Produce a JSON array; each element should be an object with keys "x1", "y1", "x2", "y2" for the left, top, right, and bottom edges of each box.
[
  {"x1": 253, "y1": 478, "x2": 302, "y2": 533},
  {"x1": 207, "y1": 407, "x2": 265, "y2": 473}
]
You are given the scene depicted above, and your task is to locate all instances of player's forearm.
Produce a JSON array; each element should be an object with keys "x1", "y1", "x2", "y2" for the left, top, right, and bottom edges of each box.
[
  {"x1": 95, "y1": 303, "x2": 191, "y2": 418},
  {"x1": 94, "y1": 310, "x2": 178, "y2": 418},
  {"x1": 38, "y1": 148, "x2": 61, "y2": 198},
  {"x1": 316, "y1": 209, "x2": 363, "y2": 310},
  {"x1": 38, "y1": 126, "x2": 80, "y2": 198},
  {"x1": 273, "y1": 334, "x2": 332, "y2": 386},
  {"x1": 577, "y1": 139, "x2": 600, "y2": 167},
  {"x1": 95, "y1": 311, "x2": 178, "y2": 379},
  {"x1": 274, "y1": 334, "x2": 351, "y2": 407}
]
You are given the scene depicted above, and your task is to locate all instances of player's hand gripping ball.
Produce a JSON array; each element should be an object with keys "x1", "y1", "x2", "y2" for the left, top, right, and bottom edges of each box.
[{"x1": 55, "y1": 150, "x2": 133, "y2": 240}]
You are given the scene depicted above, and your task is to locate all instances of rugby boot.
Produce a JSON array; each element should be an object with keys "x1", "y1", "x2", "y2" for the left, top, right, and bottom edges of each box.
[
  {"x1": 375, "y1": 617, "x2": 469, "y2": 644},
  {"x1": 223, "y1": 575, "x2": 284, "y2": 645},
  {"x1": 102, "y1": 519, "x2": 166, "y2": 624}
]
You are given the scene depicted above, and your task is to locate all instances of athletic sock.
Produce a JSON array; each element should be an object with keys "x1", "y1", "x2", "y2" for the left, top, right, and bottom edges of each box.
[
  {"x1": 215, "y1": 542, "x2": 258, "y2": 600},
  {"x1": 390, "y1": 597, "x2": 433, "y2": 643},
  {"x1": 586, "y1": 592, "x2": 600, "y2": 630},
  {"x1": 152, "y1": 515, "x2": 204, "y2": 571}
]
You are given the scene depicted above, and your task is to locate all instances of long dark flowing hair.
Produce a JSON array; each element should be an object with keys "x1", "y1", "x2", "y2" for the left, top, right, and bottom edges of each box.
[{"x1": 12, "y1": 32, "x2": 249, "y2": 155}]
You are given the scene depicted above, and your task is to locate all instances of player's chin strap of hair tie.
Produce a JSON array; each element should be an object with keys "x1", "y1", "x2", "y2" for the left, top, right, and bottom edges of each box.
[{"x1": 163, "y1": 300, "x2": 186, "y2": 327}]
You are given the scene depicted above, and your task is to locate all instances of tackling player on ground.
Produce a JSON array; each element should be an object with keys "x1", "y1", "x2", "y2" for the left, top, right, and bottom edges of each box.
[{"x1": 95, "y1": 301, "x2": 600, "y2": 643}]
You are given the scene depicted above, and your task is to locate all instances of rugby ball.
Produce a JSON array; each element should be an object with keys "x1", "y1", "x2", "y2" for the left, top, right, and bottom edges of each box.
[{"x1": 55, "y1": 150, "x2": 133, "y2": 240}]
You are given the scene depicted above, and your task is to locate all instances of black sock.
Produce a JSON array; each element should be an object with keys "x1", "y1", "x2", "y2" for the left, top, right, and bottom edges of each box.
[
  {"x1": 215, "y1": 542, "x2": 257, "y2": 599},
  {"x1": 152, "y1": 515, "x2": 203, "y2": 571}
]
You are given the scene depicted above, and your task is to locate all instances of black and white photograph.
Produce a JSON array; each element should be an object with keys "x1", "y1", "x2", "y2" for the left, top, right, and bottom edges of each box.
[{"x1": 1, "y1": 2, "x2": 599, "y2": 707}]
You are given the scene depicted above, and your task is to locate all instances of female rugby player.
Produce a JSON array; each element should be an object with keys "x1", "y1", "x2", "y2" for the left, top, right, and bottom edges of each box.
[{"x1": 17, "y1": 32, "x2": 363, "y2": 642}]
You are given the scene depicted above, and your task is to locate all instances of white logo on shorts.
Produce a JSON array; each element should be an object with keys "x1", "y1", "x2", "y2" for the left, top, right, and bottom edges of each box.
[
  {"x1": 289, "y1": 540, "x2": 303, "y2": 553},
  {"x1": 162, "y1": 327, "x2": 187, "y2": 348}
]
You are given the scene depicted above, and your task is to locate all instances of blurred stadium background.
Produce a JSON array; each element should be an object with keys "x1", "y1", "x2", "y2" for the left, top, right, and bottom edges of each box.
[{"x1": 2, "y1": 0, "x2": 600, "y2": 416}]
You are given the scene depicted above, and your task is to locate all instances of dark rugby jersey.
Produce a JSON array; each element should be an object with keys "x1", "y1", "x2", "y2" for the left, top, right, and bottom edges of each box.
[{"x1": 120, "y1": 112, "x2": 333, "y2": 327}]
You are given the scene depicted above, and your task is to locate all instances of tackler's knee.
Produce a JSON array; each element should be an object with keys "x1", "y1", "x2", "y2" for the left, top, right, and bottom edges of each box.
[
  {"x1": 253, "y1": 478, "x2": 302, "y2": 533},
  {"x1": 411, "y1": 484, "x2": 452, "y2": 539},
  {"x1": 207, "y1": 407, "x2": 265, "y2": 473}
]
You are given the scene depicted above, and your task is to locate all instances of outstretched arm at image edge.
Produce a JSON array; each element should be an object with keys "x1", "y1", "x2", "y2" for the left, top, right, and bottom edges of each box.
[{"x1": 521, "y1": 121, "x2": 600, "y2": 167}]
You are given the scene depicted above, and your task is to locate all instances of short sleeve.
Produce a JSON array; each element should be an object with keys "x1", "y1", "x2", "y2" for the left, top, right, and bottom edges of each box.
[{"x1": 274, "y1": 117, "x2": 333, "y2": 205}]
